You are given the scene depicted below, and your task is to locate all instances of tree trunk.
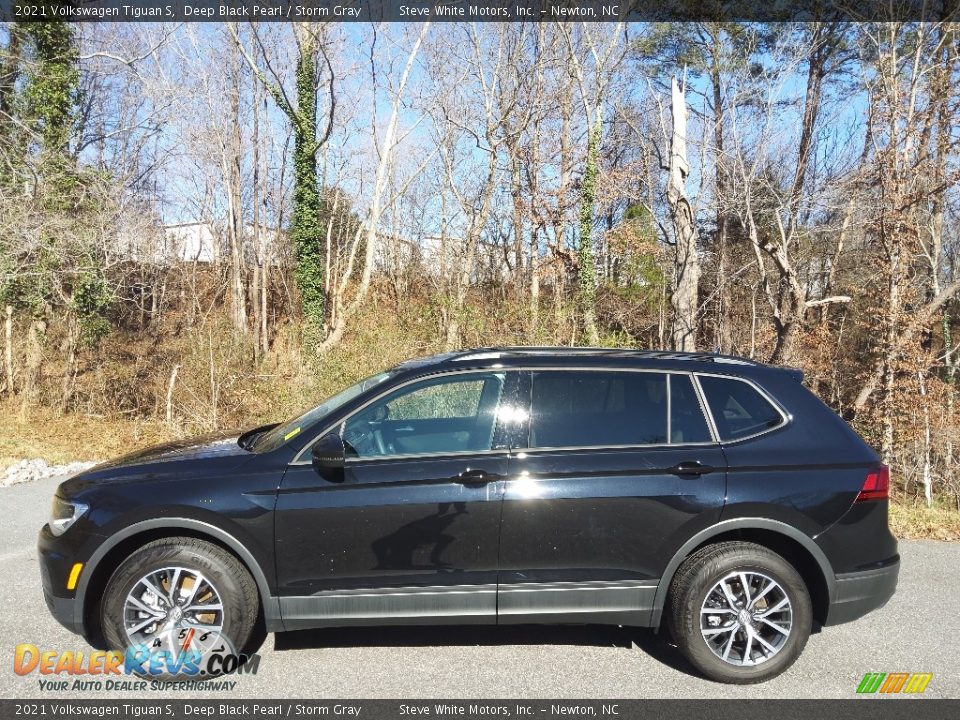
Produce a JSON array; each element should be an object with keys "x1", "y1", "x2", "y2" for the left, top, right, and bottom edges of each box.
[
  {"x1": 917, "y1": 370, "x2": 933, "y2": 507},
  {"x1": 318, "y1": 23, "x2": 430, "y2": 353},
  {"x1": 251, "y1": 71, "x2": 263, "y2": 355},
  {"x1": 710, "y1": 47, "x2": 732, "y2": 354},
  {"x1": 261, "y1": 263, "x2": 270, "y2": 356},
  {"x1": 529, "y1": 227, "x2": 540, "y2": 336},
  {"x1": 226, "y1": 56, "x2": 248, "y2": 334},
  {"x1": 4, "y1": 305, "x2": 13, "y2": 395},
  {"x1": 20, "y1": 318, "x2": 46, "y2": 416},
  {"x1": 668, "y1": 77, "x2": 699, "y2": 352},
  {"x1": 166, "y1": 364, "x2": 180, "y2": 426},
  {"x1": 511, "y1": 154, "x2": 525, "y2": 296},
  {"x1": 58, "y1": 314, "x2": 78, "y2": 413},
  {"x1": 577, "y1": 110, "x2": 601, "y2": 346}
]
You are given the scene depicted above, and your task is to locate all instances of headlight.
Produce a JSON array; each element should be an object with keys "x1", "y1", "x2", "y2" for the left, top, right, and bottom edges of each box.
[{"x1": 49, "y1": 496, "x2": 89, "y2": 537}]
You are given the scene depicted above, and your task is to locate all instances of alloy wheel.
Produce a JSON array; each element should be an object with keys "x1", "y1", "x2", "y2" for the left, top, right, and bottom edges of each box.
[
  {"x1": 700, "y1": 570, "x2": 793, "y2": 667},
  {"x1": 122, "y1": 566, "x2": 225, "y2": 653}
]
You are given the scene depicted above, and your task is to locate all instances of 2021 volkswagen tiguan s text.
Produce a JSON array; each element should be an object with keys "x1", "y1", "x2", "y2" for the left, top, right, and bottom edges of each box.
[{"x1": 40, "y1": 347, "x2": 899, "y2": 683}]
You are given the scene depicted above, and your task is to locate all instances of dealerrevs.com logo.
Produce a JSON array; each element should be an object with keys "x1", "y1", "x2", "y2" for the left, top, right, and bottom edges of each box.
[
  {"x1": 13, "y1": 631, "x2": 260, "y2": 692},
  {"x1": 856, "y1": 672, "x2": 934, "y2": 695}
]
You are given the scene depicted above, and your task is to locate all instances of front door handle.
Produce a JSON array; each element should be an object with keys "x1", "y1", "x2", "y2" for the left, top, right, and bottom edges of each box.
[
  {"x1": 669, "y1": 461, "x2": 715, "y2": 477},
  {"x1": 453, "y1": 468, "x2": 501, "y2": 485}
]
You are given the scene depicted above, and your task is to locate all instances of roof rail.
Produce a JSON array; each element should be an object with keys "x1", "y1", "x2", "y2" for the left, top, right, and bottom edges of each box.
[{"x1": 450, "y1": 346, "x2": 760, "y2": 366}]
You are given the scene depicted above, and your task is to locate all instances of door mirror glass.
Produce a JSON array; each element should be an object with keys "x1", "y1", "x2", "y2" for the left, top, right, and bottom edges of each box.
[{"x1": 311, "y1": 432, "x2": 345, "y2": 482}]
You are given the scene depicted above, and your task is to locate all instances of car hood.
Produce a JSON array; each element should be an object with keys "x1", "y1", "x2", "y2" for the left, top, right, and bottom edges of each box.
[
  {"x1": 99, "y1": 431, "x2": 249, "y2": 470},
  {"x1": 60, "y1": 430, "x2": 249, "y2": 489}
]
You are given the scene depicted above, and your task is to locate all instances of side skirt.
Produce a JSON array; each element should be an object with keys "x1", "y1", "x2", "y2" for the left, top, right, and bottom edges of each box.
[
  {"x1": 278, "y1": 580, "x2": 659, "y2": 630},
  {"x1": 498, "y1": 580, "x2": 658, "y2": 627},
  {"x1": 279, "y1": 584, "x2": 497, "y2": 630}
]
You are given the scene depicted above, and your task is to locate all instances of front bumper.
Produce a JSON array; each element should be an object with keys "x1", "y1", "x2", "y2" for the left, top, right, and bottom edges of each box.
[
  {"x1": 38, "y1": 524, "x2": 90, "y2": 636},
  {"x1": 825, "y1": 555, "x2": 900, "y2": 625}
]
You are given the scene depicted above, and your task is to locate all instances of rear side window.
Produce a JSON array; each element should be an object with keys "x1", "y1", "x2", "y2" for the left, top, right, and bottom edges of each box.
[
  {"x1": 697, "y1": 375, "x2": 784, "y2": 441},
  {"x1": 530, "y1": 371, "x2": 668, "y2": 448}
]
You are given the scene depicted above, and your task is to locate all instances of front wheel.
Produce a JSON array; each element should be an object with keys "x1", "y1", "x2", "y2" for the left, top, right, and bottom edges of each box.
[
  {"x1": 668, "y1": 541, "x2": 812, "y2": 684},
  {"x1": 100, "y1": 537, "x2": 259, "y2": 679}
]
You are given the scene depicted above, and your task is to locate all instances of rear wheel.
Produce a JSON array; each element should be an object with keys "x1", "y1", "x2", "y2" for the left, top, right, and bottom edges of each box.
[
  {"x1": 668, "y1": 541, "x2": 812, "y2": 684},
  {"x1": 100, "y1": 537, "x2": 259, "y2": 678}
]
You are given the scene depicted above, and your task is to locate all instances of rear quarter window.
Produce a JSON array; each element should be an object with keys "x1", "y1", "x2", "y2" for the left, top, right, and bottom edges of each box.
[{"x1": 697, "y1": 375, "x2": 785, "y2": 441}]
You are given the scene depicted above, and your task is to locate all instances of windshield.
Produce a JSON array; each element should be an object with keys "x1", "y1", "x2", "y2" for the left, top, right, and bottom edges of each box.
[{"x1": 250, "y1": 370, "x2": 396, "y2": 453}]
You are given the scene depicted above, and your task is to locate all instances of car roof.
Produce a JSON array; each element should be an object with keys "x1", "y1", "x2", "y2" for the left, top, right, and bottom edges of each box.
[{"x1": 393, "y1": 346, "x2": 799, "y2": 380}]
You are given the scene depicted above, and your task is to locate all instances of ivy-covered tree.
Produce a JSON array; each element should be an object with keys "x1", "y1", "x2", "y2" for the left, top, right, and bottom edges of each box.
[
  {"x1": 0, "y1": 13, "x2": 116, "y2": 409},
  {"x1": 0, "y1": 23, "x2": 27, "y2": 186},
  {"x1": 229, "y1": 23, "x2": 335, "y2": 347},
  {"x1": 23, "y1": 17, "x2": 78, "y2": 163}
]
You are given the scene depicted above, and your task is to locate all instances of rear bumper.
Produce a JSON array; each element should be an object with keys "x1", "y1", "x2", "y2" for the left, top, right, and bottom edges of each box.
[{"x1": 824, "y1": 555, "x2": 899, "y2": 626}]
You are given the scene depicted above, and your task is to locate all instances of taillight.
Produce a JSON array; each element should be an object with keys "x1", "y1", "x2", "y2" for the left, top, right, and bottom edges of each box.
[{"x1": 857, "y1": 464, "x2": 890, "y2": 502}]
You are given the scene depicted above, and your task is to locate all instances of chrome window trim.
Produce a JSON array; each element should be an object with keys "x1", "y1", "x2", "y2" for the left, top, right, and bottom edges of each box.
[
  {"x1": 512, "y1": 440, "x2": 719, "y2": 456},
  {"x1": 692, "y1": 371, "x2": 791, "y2": 444},
  {"x1": 289, "y1": 365, "x2": 782, "y2": 466},
  {"x1": 325, "y1": 448, "x2": 509, "y2": 466},
  {"x1": 691, "y1": 374, "x2": 721, "y2": 442}
]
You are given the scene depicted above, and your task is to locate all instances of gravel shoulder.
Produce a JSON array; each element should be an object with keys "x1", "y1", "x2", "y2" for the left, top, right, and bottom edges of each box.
[{"x1": 2, "y1": 474, "x2": 957, "y2": 699}]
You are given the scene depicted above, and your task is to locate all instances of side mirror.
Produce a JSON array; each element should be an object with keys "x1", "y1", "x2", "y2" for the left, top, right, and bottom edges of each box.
[{"x1": 310, "y1": 432, "x2": 345, "y2": 483}]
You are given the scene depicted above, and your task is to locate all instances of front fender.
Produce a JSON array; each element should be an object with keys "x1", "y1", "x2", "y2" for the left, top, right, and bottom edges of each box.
[{"x1": 74, "y1": 517, "x2": 283, "y2": 635}]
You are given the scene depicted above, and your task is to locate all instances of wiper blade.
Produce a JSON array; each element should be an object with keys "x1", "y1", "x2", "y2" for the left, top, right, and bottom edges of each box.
[{"x1": 238, "y1": 423, "x2": 279, "y2": 452}]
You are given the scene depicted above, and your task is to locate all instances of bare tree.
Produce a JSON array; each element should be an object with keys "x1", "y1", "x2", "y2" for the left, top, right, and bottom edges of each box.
[{"x1": 666, "y1": 75, "x2": 699, "y2": 352}]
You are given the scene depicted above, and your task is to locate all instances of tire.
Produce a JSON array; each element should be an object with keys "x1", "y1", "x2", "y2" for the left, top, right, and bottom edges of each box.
[
  {"x1": 667, "y1": 541, "x2": 812, "y2": 684},
  {"x1": 100, "y1": 537, "x2": 259, "y2": 678}
]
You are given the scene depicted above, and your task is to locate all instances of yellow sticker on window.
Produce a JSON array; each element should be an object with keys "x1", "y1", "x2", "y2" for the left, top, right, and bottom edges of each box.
[{"x1": 283, "y1": 427, "x2": 302, "y2": 441}]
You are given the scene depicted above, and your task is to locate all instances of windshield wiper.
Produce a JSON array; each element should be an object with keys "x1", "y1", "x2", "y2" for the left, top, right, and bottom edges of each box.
[{"x1": 237, "y1": 423, "x2": 279, "y2": 452}]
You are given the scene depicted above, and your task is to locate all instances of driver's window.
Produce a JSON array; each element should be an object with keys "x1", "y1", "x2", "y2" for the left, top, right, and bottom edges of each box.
[{"x1": 340, "y1": 372, "x2": 506, "y2": 458}]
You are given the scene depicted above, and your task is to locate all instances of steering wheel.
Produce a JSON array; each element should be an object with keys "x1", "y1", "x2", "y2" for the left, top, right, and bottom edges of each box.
[
  {"x1": 343, "y1": 420, "x2": 390, "y2": 457},
  {"x1": 343, "y1": 423, "x2": 377, "y2": 456},
  {"x1": 371, "y1": 424, "x2": 388, "y2": 455},
  {"x1": 344, "y1": 405, "x2": 392, "y2": 457}
]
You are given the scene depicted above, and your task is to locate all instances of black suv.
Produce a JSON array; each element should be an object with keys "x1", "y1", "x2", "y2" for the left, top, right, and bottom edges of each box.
[{"x1": 40, "y1": 347, "x2": 899, "y2": 683}]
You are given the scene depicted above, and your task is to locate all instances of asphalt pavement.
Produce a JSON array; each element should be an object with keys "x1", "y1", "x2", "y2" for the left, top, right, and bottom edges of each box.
[{"x1": 2, "y1": 474, "x2": 957, "y2": 699}]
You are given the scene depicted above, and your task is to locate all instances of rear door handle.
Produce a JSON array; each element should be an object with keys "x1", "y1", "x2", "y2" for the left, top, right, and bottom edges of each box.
[
  {"x1": 453, "y1": 468, "x2": 501, "y2": 485},
  {"x1": 669, "y1": 461, "x2": 715, "y2": 477}
]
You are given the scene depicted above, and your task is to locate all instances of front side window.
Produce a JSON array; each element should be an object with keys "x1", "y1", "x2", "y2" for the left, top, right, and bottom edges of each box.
[
  {"x1": 529, "y1": 371, "x2": 669, "y2": 449},
  {"x1": 697, "y1": 375, "x2": 784, "y2": 441},
  {"x1": 341, "y1": 373, "x2": 506, "y2": 458}
]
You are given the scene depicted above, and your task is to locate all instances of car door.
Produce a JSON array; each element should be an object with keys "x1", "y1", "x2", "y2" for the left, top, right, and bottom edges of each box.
[
  {"x1": 275, "y1": 370, "x2": 517, "y2": 629},
  {"x1": 498, "y1": 369, "x2": 727, "y2": 626}
]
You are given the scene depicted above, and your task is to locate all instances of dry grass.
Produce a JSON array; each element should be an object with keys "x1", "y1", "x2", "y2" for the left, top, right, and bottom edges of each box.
[
  {"x1": 889, "y1": 501, "x2": 960, "y2": 541},
  {"x1": 0, "y1": 400, "x2": 176, "y2": 470}
]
